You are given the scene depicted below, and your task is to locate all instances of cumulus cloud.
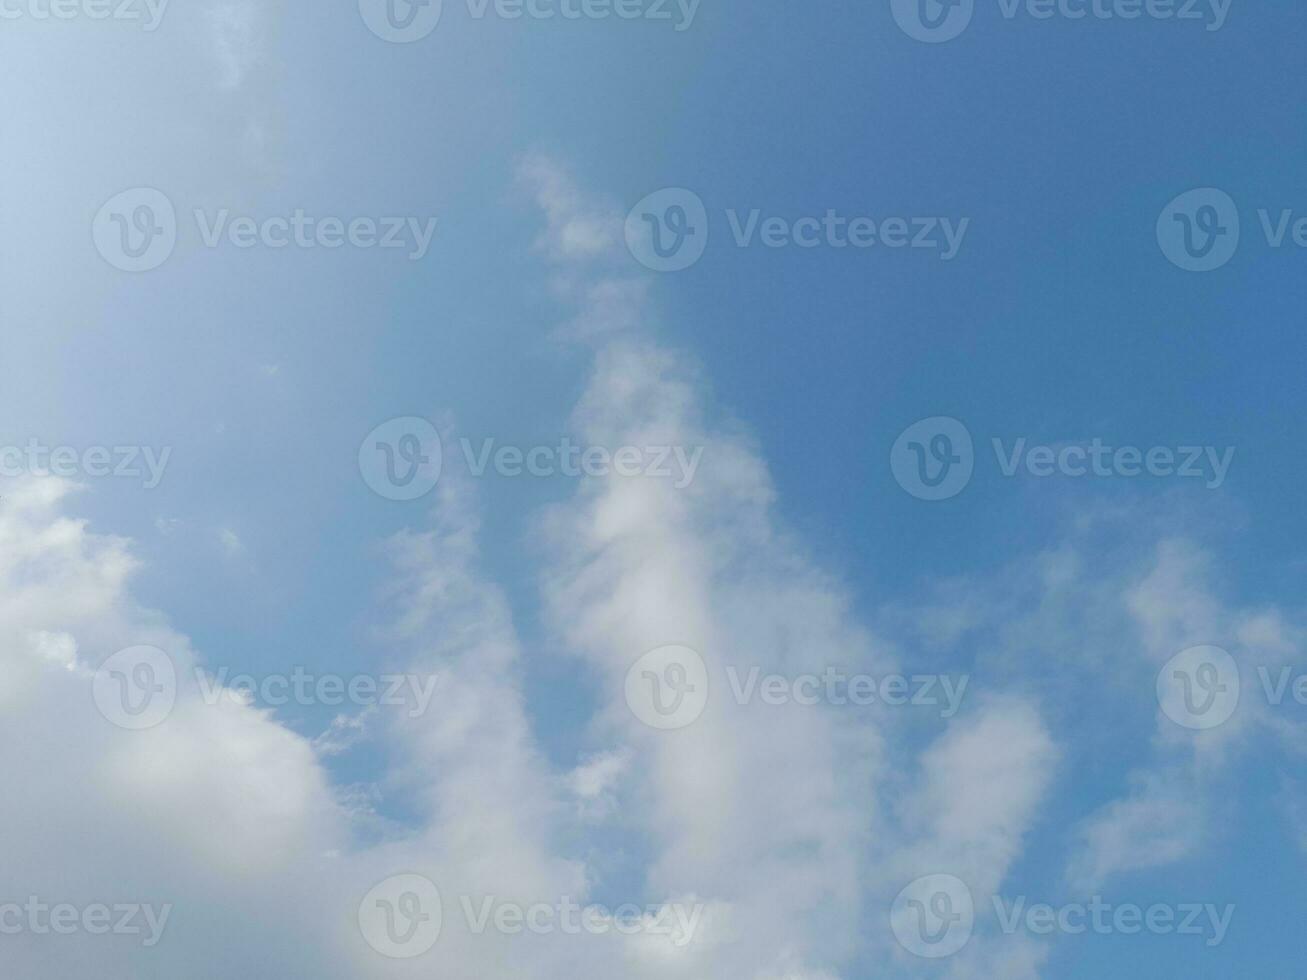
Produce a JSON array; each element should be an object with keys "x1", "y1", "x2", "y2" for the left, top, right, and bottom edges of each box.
[
  {"x1": 0, "y1": 480, "x2": 347, "y2": 978},
  {"x1": 1069, "y1": 540, "x2": 1306, "y2": 888},
  {"x1": 880, "y1": 513, "x2": 1307, "y2": 896},
  {"x1": 0, "y1": 161, "x2": 1141, "y2": 980}
]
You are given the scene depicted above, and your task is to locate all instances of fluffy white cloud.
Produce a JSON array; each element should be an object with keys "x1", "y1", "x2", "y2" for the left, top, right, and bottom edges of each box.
[{"x1": 2, "y1": 162, "x2": 1075, "y2": 980}]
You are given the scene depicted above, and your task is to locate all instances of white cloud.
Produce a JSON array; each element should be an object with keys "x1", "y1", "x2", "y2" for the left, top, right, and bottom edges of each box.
[
  {"x1": 899, "y1": 697, "x2": 1058, "y2": 894},
  {"x1": 8, "y1": 163, "x2": 1233, "y2": 980},
  {"x1": 570, "y1": 748, "x2": 632, "y2": 820},
  {"x1": 217, "y1": 526, "x2": 245, "y2": 555},
  {"x1": 518, "y1": 153, "x2": 622, "y2": 262},
  {"x1": 204, "y1": 0, "x2": 264, "y2": 91}
]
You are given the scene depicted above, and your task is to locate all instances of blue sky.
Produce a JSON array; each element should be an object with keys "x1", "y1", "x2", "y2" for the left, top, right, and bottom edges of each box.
[{"x1": 1, "y1": 1, "x2": 1305, "y2": 977}]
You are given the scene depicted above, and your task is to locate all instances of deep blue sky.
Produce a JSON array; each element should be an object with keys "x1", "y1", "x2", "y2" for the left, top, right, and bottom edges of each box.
[{"x1": 4, "y1": 2, "x2": 1306, "y2": 977}]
